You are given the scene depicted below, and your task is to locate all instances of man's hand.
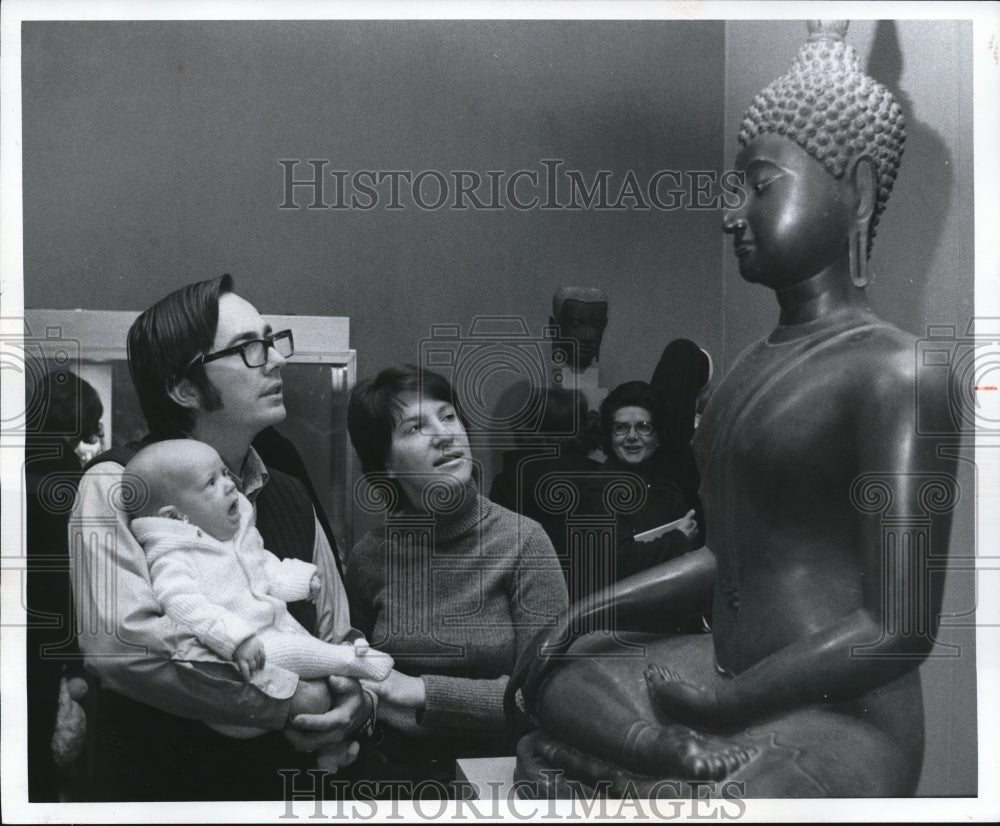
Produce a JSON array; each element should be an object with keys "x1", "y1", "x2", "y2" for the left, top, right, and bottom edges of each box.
[
  {"x1": 284, "y1": 675, "x2": 371, "y2": 760},
  {"x1": 308, "y1": 573, "x2": 321, "y2": 601},
  {"x1": 316, "y1": 741, "x2": 362, "y2": 774},
  {"x1": 233, "y1": 636, "x2": 266, "y2": 680}
]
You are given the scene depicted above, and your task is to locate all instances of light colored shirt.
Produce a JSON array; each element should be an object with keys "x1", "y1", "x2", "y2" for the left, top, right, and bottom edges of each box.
[{"x1": 68, "y1": 447, "x2": 352, "y2": 731}]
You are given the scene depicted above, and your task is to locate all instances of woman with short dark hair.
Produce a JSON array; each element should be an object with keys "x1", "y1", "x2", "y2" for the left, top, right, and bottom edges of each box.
[
  {"x1": 575, "y1": 380, "x2": 699, "y2": 603},
  {"x1": 345, "y1": 365, "x2": 568, "y2": 794}
]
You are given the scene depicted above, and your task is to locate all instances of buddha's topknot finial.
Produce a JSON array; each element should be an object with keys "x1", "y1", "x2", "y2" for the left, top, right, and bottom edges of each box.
[
  {"x1": 806, "y1": 19, "x2": 849, "y2": 42},
  {"x1": 739, "y1": 20, "x2": 905, "y2": 250}
]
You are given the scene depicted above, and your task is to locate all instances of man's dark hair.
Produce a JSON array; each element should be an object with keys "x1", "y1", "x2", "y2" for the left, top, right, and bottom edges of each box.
[
  {"x1": 599, "y1": 379, "x2": 667, "y2": 456},
  {"x1": 347, "y1": 365, "x2": 469, "y2": 508},
  {"x1": 127, "y1": 275, "x2": 233, "y2": 438}
]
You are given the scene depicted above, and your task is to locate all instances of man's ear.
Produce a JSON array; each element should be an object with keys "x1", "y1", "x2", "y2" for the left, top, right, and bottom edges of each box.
[
  {"x1": 850, "y1": 155, "x2": 877, "y2": 224},
  {"x1": 158, "y1": 505, "x2": 183, "y2": 520},
  {"x1": 166, "y1": 376, "x2": 202, "y2": 411}
]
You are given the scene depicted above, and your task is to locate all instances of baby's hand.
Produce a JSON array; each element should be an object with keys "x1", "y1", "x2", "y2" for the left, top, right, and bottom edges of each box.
[
  {"x1": 234, "y1": 636, "x2": 266, "y2": 680},
  {"x1": 308, "y1": 573, "x2": 321, "y2": 601}
]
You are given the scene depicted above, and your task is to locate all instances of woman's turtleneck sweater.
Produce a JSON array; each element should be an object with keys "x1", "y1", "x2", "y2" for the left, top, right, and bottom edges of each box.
[{"x1": 345, "y1": 482, "x2": 567, "y2": 739}]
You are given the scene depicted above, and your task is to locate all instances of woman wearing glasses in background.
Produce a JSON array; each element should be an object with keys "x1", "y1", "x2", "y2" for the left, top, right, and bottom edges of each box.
[{"x1": 575, "y1": 380, "x2": 700, "y2": 607}]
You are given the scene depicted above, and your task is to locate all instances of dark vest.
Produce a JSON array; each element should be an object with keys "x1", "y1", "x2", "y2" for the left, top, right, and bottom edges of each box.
[
  {"x1": 82, "y1": 439, "x2": 325, "y2": 800},
  {"x1": 92, "y1": 440, "x2": 318, "y2": 631}
]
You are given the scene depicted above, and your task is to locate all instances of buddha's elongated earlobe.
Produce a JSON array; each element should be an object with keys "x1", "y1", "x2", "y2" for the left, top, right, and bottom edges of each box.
[
  {"x1": 849, "y1": 155, "x2": 877, "y2": 288},
  {"x1": 849, "y1": 222, "x2": 869, "y2": 288}
]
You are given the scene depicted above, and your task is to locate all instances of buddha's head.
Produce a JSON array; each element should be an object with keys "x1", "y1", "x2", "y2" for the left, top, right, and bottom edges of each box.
[{"x1": 725, "y1": 21, "x2": 906, "y2": 289}]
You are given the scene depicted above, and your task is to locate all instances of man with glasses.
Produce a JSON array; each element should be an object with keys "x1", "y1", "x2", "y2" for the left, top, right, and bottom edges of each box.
[{"x1": 69, "y1": 275, "x2": 372, "y2": 801}]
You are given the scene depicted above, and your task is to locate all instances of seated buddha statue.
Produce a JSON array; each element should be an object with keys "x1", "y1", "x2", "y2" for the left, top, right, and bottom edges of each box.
[{"x1": 506, "y1": 20, "x2": 958, "y2": 798}]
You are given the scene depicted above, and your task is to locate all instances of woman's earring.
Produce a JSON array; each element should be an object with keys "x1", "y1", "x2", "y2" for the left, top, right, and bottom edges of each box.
[{"x1": 849, "y1": 222, "x2": 870, "y2": 288}]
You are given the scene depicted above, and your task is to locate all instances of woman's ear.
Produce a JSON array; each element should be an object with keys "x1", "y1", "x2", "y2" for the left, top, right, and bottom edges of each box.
[{"x1": 166, "y1": 376, "x2": 202, "y2": 411}]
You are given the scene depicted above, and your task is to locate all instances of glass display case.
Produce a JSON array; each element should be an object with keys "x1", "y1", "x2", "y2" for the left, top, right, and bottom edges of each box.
[{"x1": 22, "y1": 309, "x2": 357, "y2": 556}]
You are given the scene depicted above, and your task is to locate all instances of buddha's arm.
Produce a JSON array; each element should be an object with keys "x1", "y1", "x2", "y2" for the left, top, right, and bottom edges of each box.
[
  {"x1": 652, "y1": 360, "x2": 956, "y2": 726},
  {"x1": 506, "y1": 547, "x2": 716, "y2": 719},
  {"x1": 592, "y1": 546, "x2": 717, "y2": 632}
]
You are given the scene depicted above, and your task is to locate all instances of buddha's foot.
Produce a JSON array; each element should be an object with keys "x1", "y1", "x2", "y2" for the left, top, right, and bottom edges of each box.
[{"x1": 625, "y1": 719, "x2": 758, "y2": 781}]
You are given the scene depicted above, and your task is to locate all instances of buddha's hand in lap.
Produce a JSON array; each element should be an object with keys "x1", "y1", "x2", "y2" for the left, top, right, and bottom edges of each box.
[{"x1": 645, "y1": 663, "x2": 739, "y2": 729}]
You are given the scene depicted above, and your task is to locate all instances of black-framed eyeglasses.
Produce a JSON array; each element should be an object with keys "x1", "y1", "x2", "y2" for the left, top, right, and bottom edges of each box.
[
  {"x1": 186, "y1": 329, "x2": 294, "y2": 371},
  {"x1": 611, "y1": 420, "x2": 654, "y2": 437}
]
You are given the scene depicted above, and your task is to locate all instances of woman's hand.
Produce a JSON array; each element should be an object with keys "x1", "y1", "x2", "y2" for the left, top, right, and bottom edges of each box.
[
  {"x1": 676, "y1": 510, "x2": 698, "y2": 541},
  {"x1": 364, "y1": 668, "x2": 426, "y2": 709}
]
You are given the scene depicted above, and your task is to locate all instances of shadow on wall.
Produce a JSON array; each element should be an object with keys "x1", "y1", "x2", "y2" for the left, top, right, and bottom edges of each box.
[{"x1": 867, "y1": 20, "x2": 953, "y2": 334}]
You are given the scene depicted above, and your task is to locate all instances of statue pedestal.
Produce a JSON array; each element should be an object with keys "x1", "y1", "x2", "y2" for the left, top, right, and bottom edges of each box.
[{"x1": 455, "y1": 756, "x2": 516, "y2": 799}]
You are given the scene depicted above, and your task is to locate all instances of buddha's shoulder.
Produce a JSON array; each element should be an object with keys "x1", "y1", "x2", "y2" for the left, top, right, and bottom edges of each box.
[
  {"x1": 808, "y1": 320, "x2": 929, "y2": 408},
  {"x1": 822, "y1": 318, "x2": 915, "y2": 367},
  {"x1": 749, "y1": 317, "x2": 920, "y2": 397},
  {"x1": 750, "y1": 315, "x2": 909, "y2": 367}
]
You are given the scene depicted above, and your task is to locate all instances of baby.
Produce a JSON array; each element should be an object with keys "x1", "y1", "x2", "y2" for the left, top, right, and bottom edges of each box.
[{"x1": 123, "y1": 439, "x2": 392, "y2": 694}]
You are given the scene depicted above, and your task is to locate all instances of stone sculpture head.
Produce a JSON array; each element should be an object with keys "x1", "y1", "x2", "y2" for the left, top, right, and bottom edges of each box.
[
  {"x1": 727, "y1": 20, "x2": 906, "y2": 290},
  {"x1": 550, "y1": 286, "x2": 609, "y2": 371}
]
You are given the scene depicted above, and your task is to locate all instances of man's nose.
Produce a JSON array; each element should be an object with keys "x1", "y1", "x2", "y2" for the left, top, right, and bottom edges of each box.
[{"x1": 265, "y1": 343, "x2": 287, "y2": 369}]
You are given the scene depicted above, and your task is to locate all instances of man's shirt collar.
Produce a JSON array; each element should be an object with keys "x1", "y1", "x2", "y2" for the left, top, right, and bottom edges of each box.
[{"x1": 232, "y1": 447, "x2": 269, "y2": 502}]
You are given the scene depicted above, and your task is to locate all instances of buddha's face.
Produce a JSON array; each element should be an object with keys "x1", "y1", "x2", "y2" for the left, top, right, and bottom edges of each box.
[{"x1": 724, "y1": 133, "x2": 854, "y2": 289}]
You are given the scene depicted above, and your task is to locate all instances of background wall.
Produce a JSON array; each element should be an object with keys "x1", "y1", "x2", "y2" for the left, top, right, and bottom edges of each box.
[
  {"x1": 21, "y1": 16, "x2": 977, "y2": 798},
  {"x1": 22, "y1": 19, "x2": 725, "y2": 394}
]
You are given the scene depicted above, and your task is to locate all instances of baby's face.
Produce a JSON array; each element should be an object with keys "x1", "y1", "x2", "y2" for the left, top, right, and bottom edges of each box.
[{"x1": 167, "y1": 444, "x2": 241, "y2": 542}]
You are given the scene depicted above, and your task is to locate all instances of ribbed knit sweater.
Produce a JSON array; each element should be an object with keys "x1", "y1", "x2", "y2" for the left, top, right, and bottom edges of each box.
[{"x1": 346, "y1": 483, "x2": 567, "y2": 743}]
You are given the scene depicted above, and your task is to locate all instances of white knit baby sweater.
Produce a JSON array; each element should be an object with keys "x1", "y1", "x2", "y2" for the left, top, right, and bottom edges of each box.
[{"x1": 133, "y1": 495, "x2": 316, "y2": 660}]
